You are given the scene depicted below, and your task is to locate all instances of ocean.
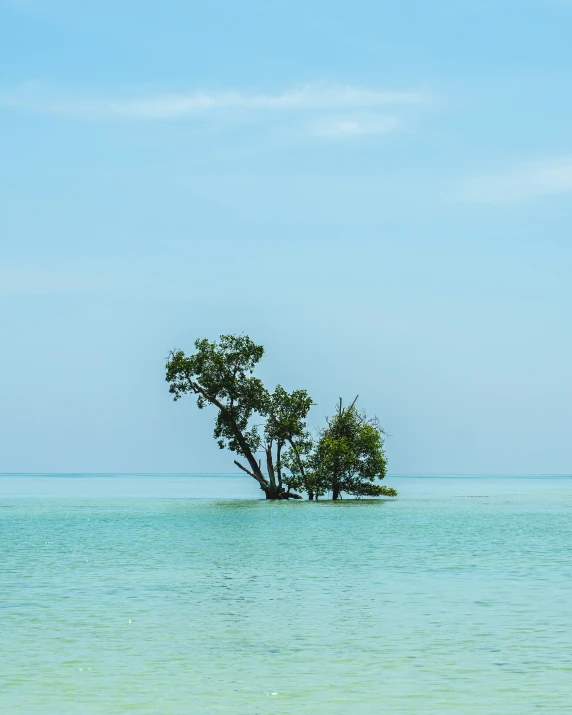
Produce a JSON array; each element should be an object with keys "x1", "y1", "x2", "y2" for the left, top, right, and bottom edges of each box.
[{"x1": 1, "y1": 474, "x2": 571, "y2": 714}]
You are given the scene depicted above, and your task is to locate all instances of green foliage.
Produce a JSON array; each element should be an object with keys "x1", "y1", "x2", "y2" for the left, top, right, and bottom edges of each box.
[
  {"x1": 280, "y1": 434, "x2": 324, "y2": 499},
  {"x1": 166, "y1": 334, "x2": 268, "y2": 459},
  {"x1": 261, "y1": 385, "x2": 313, "y2": 496},
  {"x1": 264, "y1": 385, "x2": 313, "y2": 447},
  {"x1": 311, "y1": 399, "x2": 397, "y2": 499}
]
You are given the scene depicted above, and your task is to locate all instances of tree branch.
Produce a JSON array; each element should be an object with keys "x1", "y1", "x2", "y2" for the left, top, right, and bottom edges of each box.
[
  {"x1": 234, "y1": 460, "x2": 269, "y2": 488},
  {"x1": 184, "y1": 372, "x2": 266, "y2": 481},
  {"x1": 287, "y1": 437, "x2": 307, "y2": 479}
]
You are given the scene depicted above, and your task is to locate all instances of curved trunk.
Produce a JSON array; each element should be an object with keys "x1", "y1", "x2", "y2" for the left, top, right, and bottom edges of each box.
[
  {"x1": 183, "y1": 376, "x2": 302, "y2": 500},
  {"x1": 230, "y1": 421, "x2": 266, "y2": 483},
  {"x1": 186, "y1": 376, "x2": 268, "y2": 486}
]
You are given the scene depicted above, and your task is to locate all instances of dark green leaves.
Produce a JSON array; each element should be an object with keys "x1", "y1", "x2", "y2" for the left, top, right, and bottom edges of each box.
[
  {"x1": 264, "y1": 385, "x2": 313, "y2": 445},
  {"x1": 165, "y1": 334, "x2": 267, "y2": 460},
  {"x1": 311, "y1": 399, "x2": 396, "y2": 499}
]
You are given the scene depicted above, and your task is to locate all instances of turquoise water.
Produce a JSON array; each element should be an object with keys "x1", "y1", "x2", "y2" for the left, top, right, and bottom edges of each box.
[{"x1": 1, "y1": 475, "x2": 571, "y2": 714}]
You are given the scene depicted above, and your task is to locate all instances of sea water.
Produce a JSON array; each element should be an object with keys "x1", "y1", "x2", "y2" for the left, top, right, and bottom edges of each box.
[{"x1": 1, "y1": 475, "x2": 571, "y2": 714}]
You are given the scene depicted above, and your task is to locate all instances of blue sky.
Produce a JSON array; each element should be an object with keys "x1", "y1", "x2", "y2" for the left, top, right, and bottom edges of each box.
[{"x1": 1, "y1": 0, "x2": 571, "y2": 474}]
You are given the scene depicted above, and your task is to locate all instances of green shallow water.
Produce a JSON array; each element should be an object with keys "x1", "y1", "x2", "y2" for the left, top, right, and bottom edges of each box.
[{"x1": 1, "y1": 476, "x2": 572, "y2": 714}]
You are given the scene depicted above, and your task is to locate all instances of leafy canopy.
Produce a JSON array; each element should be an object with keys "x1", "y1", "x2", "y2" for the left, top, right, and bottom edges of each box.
[
  {"x1": 166, "y1": 334, "x2": 267, "y2": 458},
  {"x1": 264, "y1": 385, "x2": 313, "y2": 446},
  {"x1": 312, "y1": 400, "x2": 397, "y2": 498}
]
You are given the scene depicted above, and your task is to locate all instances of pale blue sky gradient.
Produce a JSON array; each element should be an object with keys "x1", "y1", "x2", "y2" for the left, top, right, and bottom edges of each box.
[{"x1": 1, "y1": 0, "x2": 571, "y2": 474}]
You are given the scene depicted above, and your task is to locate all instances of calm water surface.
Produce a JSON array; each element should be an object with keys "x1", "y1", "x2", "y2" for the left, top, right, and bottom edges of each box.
[{"x1": 1, "y1": 475, "x2": 571, "y2": 714}]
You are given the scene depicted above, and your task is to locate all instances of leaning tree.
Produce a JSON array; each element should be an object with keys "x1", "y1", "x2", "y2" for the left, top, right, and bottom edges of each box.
[
  {"x1": 166, "y1": 334, "x2": 397, "y2": 501},
  {"x1": 165, "y1": 334, "x2": 311, "y2": 499}
]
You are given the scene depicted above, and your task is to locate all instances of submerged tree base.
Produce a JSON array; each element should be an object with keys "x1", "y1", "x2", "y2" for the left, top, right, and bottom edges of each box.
[{"x1": 265, "y1": 488, "x2": 303, "y2": 500}]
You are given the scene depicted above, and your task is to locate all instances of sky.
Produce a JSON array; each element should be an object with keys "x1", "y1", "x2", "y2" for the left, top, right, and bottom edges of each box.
[{"x1": 1, "y1": 0, "x2": 571, "y2": 475}]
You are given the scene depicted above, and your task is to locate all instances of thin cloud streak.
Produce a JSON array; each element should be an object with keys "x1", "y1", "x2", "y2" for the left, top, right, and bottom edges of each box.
[
  {"x1": 2, "y1": 84, "x2": 427, "y2": 120},
  {"x1": 313, "y1": 115, "x2": 400, "y2": 138},
  {"x1": 0, "y1": 266, "x2": 107, "y2": 297},
  {"x1": 456, "y1": 158, "x2": 572, "y2": 204}
]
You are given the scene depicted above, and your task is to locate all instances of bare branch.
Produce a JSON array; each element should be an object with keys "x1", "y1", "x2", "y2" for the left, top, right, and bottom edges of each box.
[{"x1": 234, "y1": 460, "x2": 269, "y2": 487}]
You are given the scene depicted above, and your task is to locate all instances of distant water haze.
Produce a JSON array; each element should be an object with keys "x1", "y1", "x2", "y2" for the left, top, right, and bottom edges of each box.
[{"x1": 1, "y1": 473, "x2": 570, "y2": 500}]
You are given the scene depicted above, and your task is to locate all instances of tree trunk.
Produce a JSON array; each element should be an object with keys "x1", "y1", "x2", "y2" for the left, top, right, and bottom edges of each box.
[
  {"x1": 276, "y1": 441, "x2": 283, "y2": 489},
  {"x1": 186, "y1": 377, "x2": 268, "y2": 487},
  {"x1": 332, "y1": 464, "x2": 340, "y2": 500},
  {"x1": 265, "y1": 445, "x2": 277, "y2": 493},
  {"x1": 264, "y1": 479, "x2": 279, "y2": 499},
  {"x1": 231, "y1": 422, "x2": 266, "y2": 483}
]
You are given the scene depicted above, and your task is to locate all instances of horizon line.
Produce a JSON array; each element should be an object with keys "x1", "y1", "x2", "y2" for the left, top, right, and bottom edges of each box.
[{"x1": 0, "y1": 472, "x2": 570, "y2": 478}]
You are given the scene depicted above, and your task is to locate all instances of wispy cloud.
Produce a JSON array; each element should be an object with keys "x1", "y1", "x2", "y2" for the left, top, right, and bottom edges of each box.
[
  {"x1": 1, "y1": 83, "x2": 427, "y2": 121},
  {"x1": 456, "y1": 158, "x2": 572, "y2": 204},
  {"x1": 0, "y1": 265, "x2": 106, "y2": 297},
  {"x1": 313, "y1": 115, "x2": 400, "y2": 138}
]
